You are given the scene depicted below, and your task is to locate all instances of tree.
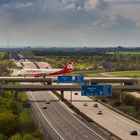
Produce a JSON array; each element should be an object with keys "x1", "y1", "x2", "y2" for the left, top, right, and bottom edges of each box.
[{"x1": 0, "y1": 111, "x2": 18, "y2": 136}]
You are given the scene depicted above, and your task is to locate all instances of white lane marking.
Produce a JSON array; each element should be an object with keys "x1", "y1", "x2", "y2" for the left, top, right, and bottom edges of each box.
[
  {"x1": 31, "y1": 108, "x2": 41, "y2": 127},
  {"x1": 50, "y1": 91, "x2": 75, "y2": 113},
  {"x1": 29, "y1": 92, "x2": 64, "y2": 140},
  {"x1": 50, "y1": 91, "x2": 106, "y2": 140}
]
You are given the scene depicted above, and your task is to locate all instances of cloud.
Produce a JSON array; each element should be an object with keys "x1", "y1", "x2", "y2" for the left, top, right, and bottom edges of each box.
[
  {"x1": 0, "y1": 0, "x2": 42, "y2": 4},
  {"x1": 85, "y1": 0, "x2": 108, "y2": 11},
  {"x1": 0, "y1": 0, "x2": 139, "y2": 30},
  {"x1": 108, "y1": 0, "x2": 140, "y2": 4},
  {"x1": 0, "y1": 0, "x2": 140, "y2": 46}
]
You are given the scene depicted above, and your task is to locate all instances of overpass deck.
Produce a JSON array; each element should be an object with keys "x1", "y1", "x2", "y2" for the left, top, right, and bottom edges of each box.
[
  {"x1": 0, "y1": 85, "x2": 140, "y2": 92},
  {"x1": 0, "y1": 76, "x2": 139, "y2": 83}
]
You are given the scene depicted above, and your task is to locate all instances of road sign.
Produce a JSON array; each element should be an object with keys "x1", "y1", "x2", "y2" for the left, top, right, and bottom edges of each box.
[
  {"x1": 58, "y1": 76, "x2": 73, "y2": 83},
  {"x1": 81, "y1": 85, "x2": 112, "y2": 96},
  {"x1": 75, "y1": 76, "x2": 84, "y2": 84}
]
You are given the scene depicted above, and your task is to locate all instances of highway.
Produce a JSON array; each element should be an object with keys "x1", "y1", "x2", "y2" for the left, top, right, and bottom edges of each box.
[
  {"x1": 59, "y1": 89, "x2": 140, "y2": 140},
  {"x1": 35, "y1": 62, "x2": 51, "y2": 69},
  {"x1": 19, "y1": 61, "x2": 114, "y2": 140},
  {"x1": 22, "y1": 61, "x2": 37, "y2": 69},
  {"x1": 26, "y1": 90, "x2": 110, "y2": 140}
]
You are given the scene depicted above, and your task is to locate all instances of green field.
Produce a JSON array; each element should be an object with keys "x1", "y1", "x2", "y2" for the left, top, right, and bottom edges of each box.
[
  {"x1": 0, "y1": 52, "x2": 5, "y2": 57},
  {"x1": 107, "y1": 71, "x2": 140, "y2": 77},
  {"x1": 106, "y1": 52, "x2": 140, "y2": 55},
  {"x1": 66, "y1": 72, "x2": 103, "y2": 77},
  {"x1": 84, "y1": 72, "x2": 103, "y2": 77}
]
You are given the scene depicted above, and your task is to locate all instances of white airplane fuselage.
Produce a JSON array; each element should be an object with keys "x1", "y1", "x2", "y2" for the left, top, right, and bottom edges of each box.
[{"x1": 17, "y1": 68, "x2": 62, "y2": 76}]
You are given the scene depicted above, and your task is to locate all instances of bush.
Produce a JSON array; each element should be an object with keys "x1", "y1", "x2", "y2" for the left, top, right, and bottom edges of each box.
[
  {"x1": 18, "y1": 121, "x2": 36, "y2": 133},
  {"x1": 0, "y1": 134, "x2": 8, "y2": 140},
  {"x1": 122, "y1": 94, "x2": 135, "y2": 106},
  {"x1": 119, "y1": 106, "x2": 134, "y2": 115},
  {"x1": 32, "y1": 129, "x2": 44, "y2": 139},
  {"x1": 135, "y1": 111, "x2": 140, "y2": 120},
  {"x1": 114, "y1": 100, "x2": 121, "y2": 107},
  {"x1": 23, "y1": 134, "x2": 36, "y2": 140},
  {"x1": 9, "y1": 133, "x2": 22, "y2": 140},
  {"x1": 134, "y1": 98, "x2": 140, "y2": 111}
]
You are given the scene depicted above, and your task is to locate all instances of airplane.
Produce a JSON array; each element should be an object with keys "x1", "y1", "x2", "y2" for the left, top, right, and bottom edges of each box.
[{"x1": 17, "y1": 60, "x2": 73, "y2": 78}]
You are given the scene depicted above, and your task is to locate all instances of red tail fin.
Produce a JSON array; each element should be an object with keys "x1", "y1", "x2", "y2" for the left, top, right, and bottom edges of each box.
[{"x1": 63, "y1": 60, "x2": 73, "y2": 71}]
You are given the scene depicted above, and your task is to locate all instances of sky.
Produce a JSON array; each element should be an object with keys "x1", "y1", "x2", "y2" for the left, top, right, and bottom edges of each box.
[{"x1": 0, "y1": 0, "x2": 140, "y2": 47}]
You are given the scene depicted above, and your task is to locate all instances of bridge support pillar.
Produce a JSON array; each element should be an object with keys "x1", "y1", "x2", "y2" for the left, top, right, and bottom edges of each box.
[
  {"x1": 60, "y1": 91, "x2": 64, "y2": 101},
  {"x1": 88, "y1": 80, "x2": 91, "y2": 85},
  {"x1": 91, "y1": 82, "x2": 98, "y2": 85},
  {"x1": 13, "y1": 91, "x2": 19, "y2": 100},
  {"x1": 90, "y1": 80, "x2": 98, "y2": 85}
]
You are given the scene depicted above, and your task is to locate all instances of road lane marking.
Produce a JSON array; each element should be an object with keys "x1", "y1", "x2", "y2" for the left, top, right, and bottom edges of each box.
[
  {"x1": 31, "y1": 108, "x2": 41, "y2": 127},
  {"x1": 29, "y1": 92, "x2": 64, "y2": 140}
]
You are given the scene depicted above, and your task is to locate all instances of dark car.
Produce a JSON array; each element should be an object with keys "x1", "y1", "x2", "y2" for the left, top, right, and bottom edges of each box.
[
  {"x1": 97, "y1": 110, "x2": 103, "y2": 115},
  {"x1": 74, "y1": 92, "x2": 78, "y2": 95},
  {"x1": 42, "y1": 105, "x2": 47, "y2": 109},
  {"x1": 93, "y1": 103, "x2": 98, "y2": 108},
  {"x1": 46, "y1": 100, "x2": 50, "y2": 104},
  {"x1": 130, "y1": 130, "x2": 138, "y2": 135},
  {"x1": 83, "y1": 103, "x2": 88, "y2": 106}
]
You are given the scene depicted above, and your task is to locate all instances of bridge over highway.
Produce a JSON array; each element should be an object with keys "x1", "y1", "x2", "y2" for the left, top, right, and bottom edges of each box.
[
  {"x1": 0, "y1": 85, "x2": 140, "y2": 92},
  {"x1": 0, "y1": 76, "x2": 139, "y2": 85}
]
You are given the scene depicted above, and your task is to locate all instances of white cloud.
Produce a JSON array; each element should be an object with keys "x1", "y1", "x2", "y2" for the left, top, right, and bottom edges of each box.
[
  {"x1": 0, "y1": 0, "x2": 140, "y2": 46},
  {"x1": 15, "y1": 2, "x2": 33, "y2": 9},
  {"x1": 85, "y1": 0, "x2": 108, "y2": 11},
  {"x1": 107, "y1": 0, "x2": 140, "y2": 4}
]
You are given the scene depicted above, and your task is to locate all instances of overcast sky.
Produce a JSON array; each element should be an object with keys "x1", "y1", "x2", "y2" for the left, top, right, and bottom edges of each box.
[{"x1": 0, "y1": 0, "x2": 140, "y2": 47}]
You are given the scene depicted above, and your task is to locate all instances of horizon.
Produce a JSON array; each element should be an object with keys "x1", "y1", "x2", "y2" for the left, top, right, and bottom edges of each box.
[{"x1": 0, "y1": 46, "x2": 140, "y2": 49}]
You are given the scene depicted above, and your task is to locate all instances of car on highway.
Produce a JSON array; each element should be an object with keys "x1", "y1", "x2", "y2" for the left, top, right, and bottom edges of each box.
[
  {"x1": 74, "y1": 92, "x2": 78, "y2": 95},
  {"x1": 97, "y1": 110, "x2": 103, "y2": 115},
  {"x1": 83, "y1": 103, "x2": 88, "y2": 106},
  {"x1": 130, "y1": 130, "x2": 138, "y2": 135},
  {"x1": 93, "y1": 103, "x2": 98, "y2": 108},
  {"x1": 42, "y1": 105, "x2": 47, "y2": 109},
  {"x1": 46, "y1": 100, "x2": 50, "y2": 104}
]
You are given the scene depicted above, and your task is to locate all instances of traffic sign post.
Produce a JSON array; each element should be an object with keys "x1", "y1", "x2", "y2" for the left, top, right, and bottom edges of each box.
[
  {"x1": 58, "y1": 76, "x2": 73, "y2": 83},
  {"x1": 81, "y1": 85, "x2": 112, "y2": 96},
  {"x1": 75, "y1": 76, "x2": 84, "y2": 84}
]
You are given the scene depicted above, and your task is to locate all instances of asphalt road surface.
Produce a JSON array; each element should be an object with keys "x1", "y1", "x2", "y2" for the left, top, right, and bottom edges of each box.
[
  {"x1": 26, "y1": 91, "x2": 106, "y2": 140},
  {"x1": 61, "y1": 90, "x2": 140, "y2": 140}
]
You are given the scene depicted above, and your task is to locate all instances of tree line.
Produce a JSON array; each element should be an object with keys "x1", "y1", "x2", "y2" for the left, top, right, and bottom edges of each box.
[{"x1": 31, "y1": 51, "x2": 140, "y2": 71}]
